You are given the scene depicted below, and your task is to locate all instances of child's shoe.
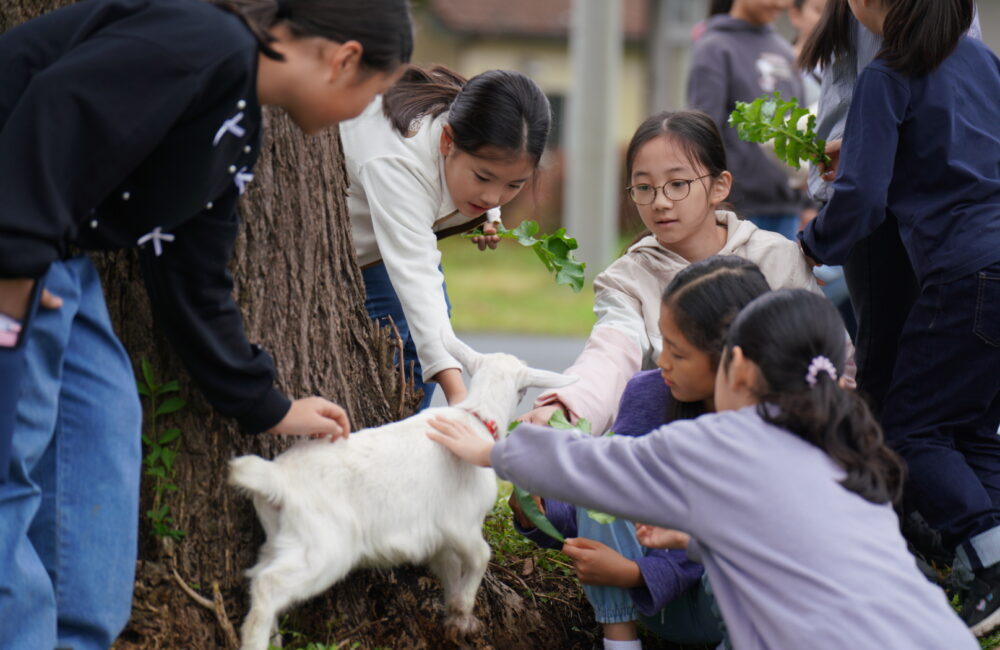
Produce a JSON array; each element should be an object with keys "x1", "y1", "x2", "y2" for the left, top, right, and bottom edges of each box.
[{"x1": 960, "y1": 563, "x2": 1000, "y2": 636}]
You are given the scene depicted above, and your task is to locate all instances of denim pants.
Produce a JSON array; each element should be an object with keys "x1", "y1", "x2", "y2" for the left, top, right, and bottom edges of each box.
[
  {"x1": 362, "y1": 262, "x2": 450, "y2": 411},
  {"x1": 842, "y1": 214, "x2": 921, "y2": 415},
  {"x1": 575, "y1": 508, "x2": 723, "y2": 645},
  {"x1": 745, "y1": 213, "x2": 800, "y2": 241},
  {"x1": 0, "y1": 257, "x2": 142, "y2": 649},
  {"x1": 880, "y1": 261, "x2": 1000, "y2": 574}
]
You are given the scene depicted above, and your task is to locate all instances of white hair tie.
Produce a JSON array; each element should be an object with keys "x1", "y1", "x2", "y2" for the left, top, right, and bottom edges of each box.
[{"x1": 806, "y1": 355, "x2": 837, "y2": 387}]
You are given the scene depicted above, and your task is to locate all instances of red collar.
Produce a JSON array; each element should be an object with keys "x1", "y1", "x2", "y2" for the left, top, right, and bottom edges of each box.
[{"x1": 465, "y1": 410, "x2": 499, "y2": 440}]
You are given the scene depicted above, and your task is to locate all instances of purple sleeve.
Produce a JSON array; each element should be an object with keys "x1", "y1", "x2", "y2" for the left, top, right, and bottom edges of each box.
[
  {"x1": 513, "y1": 498, "x2": 578, "y2": 550},
  {"x1": 630, "y1": 549, "x2": 705, "y2": 616},
  {"x1": 613, "y1": 370, "x2": 672, "y2": 438}
]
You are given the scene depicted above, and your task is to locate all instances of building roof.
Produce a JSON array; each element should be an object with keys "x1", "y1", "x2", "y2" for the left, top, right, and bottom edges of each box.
[{"x1": 427, "y1": 0, "x2": 650, "y2": 41}]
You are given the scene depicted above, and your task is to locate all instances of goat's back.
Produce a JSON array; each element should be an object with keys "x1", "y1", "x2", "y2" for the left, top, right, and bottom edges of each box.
[{"x1": 231, "y1": 407, "x2": 497, "y2": 564}]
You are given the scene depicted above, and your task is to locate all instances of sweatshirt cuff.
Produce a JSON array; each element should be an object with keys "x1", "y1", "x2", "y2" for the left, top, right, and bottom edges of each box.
[
  {"x1": 235, "y1": 386, "x2": 292, "y2": 435},
  {"x1": 0, "y1": 237, "x2": 59, "y2": 278}
]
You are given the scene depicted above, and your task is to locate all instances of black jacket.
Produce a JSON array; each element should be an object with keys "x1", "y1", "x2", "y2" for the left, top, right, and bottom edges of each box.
[{"x1": 0, "y1": 0, "x2": 290, "y2": 432}]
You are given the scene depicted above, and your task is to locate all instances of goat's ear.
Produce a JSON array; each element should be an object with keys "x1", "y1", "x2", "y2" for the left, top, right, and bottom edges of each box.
[
  {"x1": 523, "y1": 369, "x2": 579, "y2": 389},
  {"x1": 441, "y1": 329, "x2": 481, "y2": 373}
]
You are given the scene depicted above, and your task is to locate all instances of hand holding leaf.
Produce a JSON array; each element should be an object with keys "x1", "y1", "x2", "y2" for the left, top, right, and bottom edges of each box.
[
  {"x1": 465, "y1": 220, "x2": 587, "y2": 292},
  {"x1": 728, "y1": 91, "x2": 830, "y2": 170}
]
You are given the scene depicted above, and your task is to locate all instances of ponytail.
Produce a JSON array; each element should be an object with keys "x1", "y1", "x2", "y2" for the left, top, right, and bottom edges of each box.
[
  {"x1": 384, "y1": 67, "x2": 551, "y2": 165},
  {"x1": 725, "y1": 290, "x2": 905, "y2": 504},
  {"x1": 209, "y1": 0, "x2": 413, "y2": 68},
  {"x1": 382, "y1": 65, "x2": 467, "y2": 135}
]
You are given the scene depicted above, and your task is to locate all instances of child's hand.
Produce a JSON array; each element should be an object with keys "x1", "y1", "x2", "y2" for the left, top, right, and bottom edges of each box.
[
  {"x1": 470, "y1": 222, "x2": 500, "y2": 251},
  {"x1": 517, "y1": 404, "x2": 566, "y2": 426},
  {"x1": 562, "y1": 537, "x2": 643, "y2": 588},
  {"x1": 508, "y1": 491, "x2": 544, "y2": 529},
  {"x1": 819, "y1": 139, "x2": 842, "y2": 181},
  {"x1": 0, "y1": 278, "x2": 63, "y2": 320},
  {"x1": 426, "y1": 415, "x2": 494, "y2": 466},
  {"x1": 634, "y1": 523, "x2": 690, "y2": 550},
  {"x1": 269, "y1": 397, "x2": 351, "y2": 441}
]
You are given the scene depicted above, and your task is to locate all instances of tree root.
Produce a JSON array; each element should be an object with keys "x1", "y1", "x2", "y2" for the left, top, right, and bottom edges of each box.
[{"x1": 171, "y1": 567, "x2": 240, "y2": 649}]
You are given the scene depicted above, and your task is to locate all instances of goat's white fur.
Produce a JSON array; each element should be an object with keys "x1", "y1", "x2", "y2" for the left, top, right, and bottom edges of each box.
[{"x1": 230, "y1": 332, "x2": 576, "y2": 650}]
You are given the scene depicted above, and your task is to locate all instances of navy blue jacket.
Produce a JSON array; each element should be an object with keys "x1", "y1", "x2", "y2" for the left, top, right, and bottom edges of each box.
[
  {"x1": 0, "y1": 0, "x2": 289, "y2": 432},
  {"x1": 801, "y1": 37, "x2": 1000, "y2": 287},
  {"x1": 515, "y1": 369, "x2": 705, "y2": 617}
]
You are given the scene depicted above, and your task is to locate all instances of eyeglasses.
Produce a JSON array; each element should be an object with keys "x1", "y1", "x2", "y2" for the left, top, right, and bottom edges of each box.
[{"x1": 626, "y1": 175, "x2": 712, "y2": 205}]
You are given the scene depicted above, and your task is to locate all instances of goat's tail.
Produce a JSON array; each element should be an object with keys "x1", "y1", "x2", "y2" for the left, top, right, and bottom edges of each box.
[{"x1": 228, "y1": 455, "x2": 284, "y2": 505}]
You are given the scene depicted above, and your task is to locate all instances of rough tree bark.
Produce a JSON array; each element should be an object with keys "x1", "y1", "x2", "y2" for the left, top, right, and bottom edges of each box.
[{"x1": 2, "y1": 3, "x2": 599, "y2": 649}]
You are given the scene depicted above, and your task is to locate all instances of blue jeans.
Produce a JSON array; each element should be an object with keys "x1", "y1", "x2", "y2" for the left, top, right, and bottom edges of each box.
[
  {"x1": 362, "y1": 262, "x2": 450, "y2": 411},
  {"x1": 575, "y1": 509, "x2": 723, "y2": 645},
  {"x1": 746, "y1": 212, "x2": 800, "y2": 241},
  {"x1": 0, "y1": 257, "x2": 142, "y2": 649},
  {"x1": 880, "y1": 261, "x2": 1000, "y2": 574}
]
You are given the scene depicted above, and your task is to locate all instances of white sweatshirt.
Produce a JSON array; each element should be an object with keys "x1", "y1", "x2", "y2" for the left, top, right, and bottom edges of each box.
[
  {"x1": 339, "y1": 97, "x2": 500, "y2": 382},
  {"x1": 535, "y1": 211, "x2": 822, "y2": 435}
]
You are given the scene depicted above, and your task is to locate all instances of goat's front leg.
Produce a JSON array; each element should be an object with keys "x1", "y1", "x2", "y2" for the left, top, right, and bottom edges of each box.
[{"x1": 441, "y1": 531, "x2": 492, "y2": 641}]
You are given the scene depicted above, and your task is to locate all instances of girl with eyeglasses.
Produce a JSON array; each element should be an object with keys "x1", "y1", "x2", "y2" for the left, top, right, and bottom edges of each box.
[{"x1": 521, "y1": 110, "x2": 821, "y2": 438}]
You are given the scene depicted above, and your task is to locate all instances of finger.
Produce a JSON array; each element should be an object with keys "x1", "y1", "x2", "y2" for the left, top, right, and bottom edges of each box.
[{"x1": 40, "y1": 289, "x2": 63, "y2": 310}]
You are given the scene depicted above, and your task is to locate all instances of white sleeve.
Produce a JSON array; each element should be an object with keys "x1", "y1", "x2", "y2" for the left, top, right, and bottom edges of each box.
[
  {"x1": 535, "y1": 276, "x2": 650, "y2": 434},
  {"x1": 360, "y1": 156, "x2": 460, "y2": 381}
]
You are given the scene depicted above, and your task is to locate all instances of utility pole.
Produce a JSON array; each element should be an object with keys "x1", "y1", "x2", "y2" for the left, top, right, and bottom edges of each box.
[{"x1": 563, "y1": 0, "x2": 622, "y2": 276}]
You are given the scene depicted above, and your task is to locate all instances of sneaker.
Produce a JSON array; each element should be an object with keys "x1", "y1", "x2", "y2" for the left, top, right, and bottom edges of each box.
[{"x1": 960, "y1": 563, "x2": 1000, "y2": 636}]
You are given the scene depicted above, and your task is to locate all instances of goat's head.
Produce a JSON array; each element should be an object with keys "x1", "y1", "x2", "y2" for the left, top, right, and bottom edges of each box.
[{"x1": 442, "y1": 330, "x2": 578, "y2": 426}]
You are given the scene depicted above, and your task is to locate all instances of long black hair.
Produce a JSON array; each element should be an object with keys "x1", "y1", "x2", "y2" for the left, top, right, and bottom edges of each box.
[
  {"x1": 724, "y1": 289, "x2": 905, "y2": 504},
  {"x1": 879, "y1": 0, "x2": 974, "y2": 76},
  {"x1": 799, "y1": 0, "x2": 974, "y2": 76},
  {"x1": 708, "y1": 0, "x2": 733, "y2": 17},
  {"x1": 382, "y1": 65, "x2": 551, "y2": 165},
  {"x1": 209, "y1": 0, "x2": 414, "y2": 67},
  {"x1": 624, "y1": 110, "x2": 730, "y2": 248},
  {"x1": 661, "y1": 256, "x2": 771, "y2": 421}
]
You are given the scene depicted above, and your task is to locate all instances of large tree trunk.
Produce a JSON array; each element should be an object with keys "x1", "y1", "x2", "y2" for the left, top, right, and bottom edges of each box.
[{"x1": 2, "y1": 3, "x2": 600, "y2": 648}]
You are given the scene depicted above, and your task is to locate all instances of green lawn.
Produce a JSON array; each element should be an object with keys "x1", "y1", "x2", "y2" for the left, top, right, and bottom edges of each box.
[{"x1": 440, "y1": 236, "x2": 596, "y2": 337}]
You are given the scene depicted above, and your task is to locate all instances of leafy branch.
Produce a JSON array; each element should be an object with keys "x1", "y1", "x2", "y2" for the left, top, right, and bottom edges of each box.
[
  {"x1": 465, "y1": 220, "x2": 587, "y2": 293},
  {"x1": 510, "y1": 412, "x2": 615, "y2": 542},
  {"x1": 136, "y1": 358, "x2": 186, "y2": 540},
  {"x1": 728, "y1": 91, "x2": 830, "y2": 170}
]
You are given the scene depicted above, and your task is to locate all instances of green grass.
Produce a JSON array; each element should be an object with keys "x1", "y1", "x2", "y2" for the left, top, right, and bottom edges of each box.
[{"x1": 440, "y1": 236, "x2": 595, "y2": 337}]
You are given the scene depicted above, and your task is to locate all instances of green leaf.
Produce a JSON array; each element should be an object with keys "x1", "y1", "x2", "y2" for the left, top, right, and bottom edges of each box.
[
  {"x1": 155, "y1": 397, "x2": 186, "y2": 416},
  {"x1": 140, "y1": 358, "x2": 156, "y2": 393},
  {"x1": 141, "y1": 434, "x2": 153, "y2": 446},
  {"x1": 159, "y1": 380, "x2": 180, "y2": 394},
  {"x1": 137, "y1": 383, "x2": 150, "y2": 397},
  {"x1": 159, "y1": 428, "x2": 181, "y2": 445},
  {"x1": 509, "y1": 219, "x2": 540, "y2": 245},
  {"x1": 146, "y1": 447, "x2": 162, "y2": 465},
  {"x1": 161, "y1": 448, "x2": 177, "y2": 472},
  {"x1": 512, "y1": 485, "x2": 565, "y2": 543},
  {"x1": 728, "y1": 91, "x2": 829, "y2": 169},
  {"x1": 585, "y1": 509, "x2": 617, "y2": 524},
  {"x1": 146, "y1": 466, "x2": 167, "y2": 479},
  {"x1": 547, "y1": 411, "x2": 592, "y2": 435}
]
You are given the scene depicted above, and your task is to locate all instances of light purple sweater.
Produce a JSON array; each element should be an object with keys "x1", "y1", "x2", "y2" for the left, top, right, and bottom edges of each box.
[{"x1": 492, "y1": 407, "x2": 975, "y2": 650}]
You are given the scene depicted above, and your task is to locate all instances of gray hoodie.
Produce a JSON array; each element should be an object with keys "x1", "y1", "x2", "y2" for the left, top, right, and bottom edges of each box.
[{"x1": 688, "y1": 15, "x2": 805, "y2": 216}]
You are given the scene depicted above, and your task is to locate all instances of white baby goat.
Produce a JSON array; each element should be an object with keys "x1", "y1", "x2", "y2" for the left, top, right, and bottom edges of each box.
[{"x1": 229, "y1": 333, "x2": 576, "y2": 650}]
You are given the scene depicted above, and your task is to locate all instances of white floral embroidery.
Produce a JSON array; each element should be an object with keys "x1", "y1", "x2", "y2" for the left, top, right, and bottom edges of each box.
[
  {"x1": 137, "y1": 227, "x2": 176, "y2": 257},
  {"x1": 213, "y1": 112, "x2": 246, "y2": 146},
  {"x1": 234, "y1": 167, "x2": 254, "y2": 195}
]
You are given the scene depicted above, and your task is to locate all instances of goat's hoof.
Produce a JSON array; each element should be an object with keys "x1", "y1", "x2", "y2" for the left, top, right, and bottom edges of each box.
[{"x1": 444, "y1": 610, "x2": 482, "y2": 643}]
